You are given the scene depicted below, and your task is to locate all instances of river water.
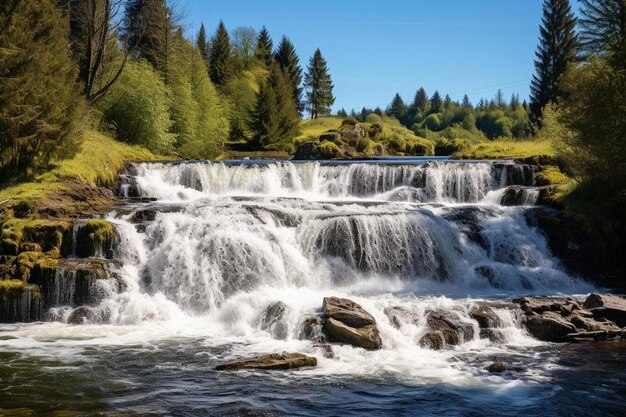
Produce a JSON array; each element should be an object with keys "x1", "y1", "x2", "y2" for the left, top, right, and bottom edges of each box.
[{"x1": 1, "y1": 159, "x2": 624, "y2": 416}]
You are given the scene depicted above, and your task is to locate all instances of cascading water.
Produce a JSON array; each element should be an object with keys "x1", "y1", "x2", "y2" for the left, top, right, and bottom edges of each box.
[{"x1": 2, "y1": 159, "x2": 613, "y2": 416}]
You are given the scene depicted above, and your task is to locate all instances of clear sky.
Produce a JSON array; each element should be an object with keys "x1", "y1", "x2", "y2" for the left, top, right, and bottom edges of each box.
[{"x1": 182, "y1": 0, "x2": 556, "y2": 112}]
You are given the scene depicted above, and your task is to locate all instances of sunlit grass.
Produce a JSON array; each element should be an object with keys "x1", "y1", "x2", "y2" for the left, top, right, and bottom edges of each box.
[{"x1": 453, "y1": 139, "x2": 555, "y2": 160}]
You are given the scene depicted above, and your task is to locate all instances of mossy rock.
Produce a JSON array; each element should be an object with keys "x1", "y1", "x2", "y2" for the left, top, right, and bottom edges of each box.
[
  {"x1": 536, "y1": 166, "x2": 569, "y2": 186},
  {"x1": 319, "y1": 141, "x2": 341, "y2": 159},
  {"x1": 76, "y1": 220, "x2": 116, "y2": 258}
]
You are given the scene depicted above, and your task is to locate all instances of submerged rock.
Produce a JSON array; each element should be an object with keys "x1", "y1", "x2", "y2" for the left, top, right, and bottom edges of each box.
[
  {"x1": 299, "y1": 315, "x2": 326, "y2": 343},
  {"x1": 322, "y1": 297, "x2": 382, "y2": 350},
  {"x1": 419, "y1": 310, "x2": 475, "y2": 350},
  {"x1": 470, "y1": 305, "x2": 502, "y2": 329},
  {"x1": 486, "y1": 362, "x2": 507, "y2": 373},
  {"x1": 215, "y1": 352, "x2": 317, "y2": 371}
]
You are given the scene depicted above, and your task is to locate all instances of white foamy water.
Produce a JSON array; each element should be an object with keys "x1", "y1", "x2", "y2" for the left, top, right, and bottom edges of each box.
[{"x1": 0, "y1": 160, "x2": 593, "y2": 391}]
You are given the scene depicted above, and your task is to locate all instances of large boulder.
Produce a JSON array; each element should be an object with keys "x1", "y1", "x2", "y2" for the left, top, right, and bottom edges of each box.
[
  {"x1": 293, "y1": 142, "x2": 324, "y2": 160},
  {"x1": 215, "y1": 352, "x2": 317, "y2": 371},
  {"x1": 469, "y1": 305, "x2": 502, "y2": 329},
  {"x1": 419, "y1": 311, "x2": 475, "y2": 350},
  {"x1": 525, "y1": 312, "x2": 577, "y2": 342},
  {"x1": 583, "y1": 294, "x2": 626, "y2": 327},
  {"x1": 513, "y1": 297, "x2": 580, "y2": 316},
  {"x1": 322, "y1": 297, "x2": 382, "y2": 350}
]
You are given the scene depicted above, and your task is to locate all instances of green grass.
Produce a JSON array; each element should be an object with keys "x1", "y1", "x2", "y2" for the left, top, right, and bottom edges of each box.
[
  {"x1": 453, "y1": 139, "x2": 555, "y2": 160},
  {"x1": 295, "y1": 117, "x2": 343, "y2": 141}
]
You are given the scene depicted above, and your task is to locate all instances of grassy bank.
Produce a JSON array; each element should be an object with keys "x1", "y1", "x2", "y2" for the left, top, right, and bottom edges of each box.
[{"x1": 453, "y1": 139, "x2": 555, "y2": 161}]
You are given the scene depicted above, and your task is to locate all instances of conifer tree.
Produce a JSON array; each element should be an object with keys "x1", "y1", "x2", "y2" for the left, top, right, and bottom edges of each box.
[
  {"x1": 0, "y1": 0, "x2": 83, "y2": 179},
  {"x1": 410, "y1": 87, "x2": 429, "y2": 115},
  {"x1": 254, "y1": 26, "x2": 273, "y2": 65},
  {"x1": 444, "y1": 94, "x2": 452, "y2": 108},
  {"x1": 208, "y1": 21, "x2": 233, "y2": 87},
  {"x1": 579, "y1": 0, "x2": 626, "y2": 67},
  {"x1": 274, "y1": 36, "x2": 303, "y2": 114},
  {"x1": 304, "y1": 49, "x2": 335, "y2": 119},
  {"x1": 250, "y1": 64, "x2": 300, "y2": 149},
  {"x1": 196, "y1": 23, "x2": 209, "y2": 64},
  {"x1": 530, "y1": 0, "x2": 578, "y2": 122},
  {"x1": 337, "y1": 108, "x2": 348, "y2": 118},
  {"x1": 495, "y1": 89, "x2": 506, "y2": 107},
  {"x1": 387, "y1": 93, "x2": 407, "y2": 120},
  {"x1": 430, "y1": 91, "x2": 443, "y2": 114},
  {"x1": 461, "y1": 94, "x2": 472, "y2": 108}
]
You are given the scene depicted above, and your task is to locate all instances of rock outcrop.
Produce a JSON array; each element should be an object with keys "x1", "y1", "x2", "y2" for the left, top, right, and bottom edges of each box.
[
  {"x1": 419, "y1": 310, "x2": 475, "y2": 350},
  {"x1": 215, "y1": 352, "x2": 317, "y2": 371},
  {"x1": 322, "y1": 297, "x2": 382, "y2": 350}
]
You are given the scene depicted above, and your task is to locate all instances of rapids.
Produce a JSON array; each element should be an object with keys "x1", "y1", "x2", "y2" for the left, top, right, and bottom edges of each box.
[{"x1": 2, "y1": 158, "x2": 621, "y2": 416}]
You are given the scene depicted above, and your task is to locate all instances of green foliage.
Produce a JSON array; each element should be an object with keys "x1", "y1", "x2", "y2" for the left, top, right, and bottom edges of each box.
[
  {"x1": 254, "y1": 26, "x2": 274, "y2": 66},
  {"x1": 319, "y1": 141, "x2": 341, "y2": 158},
  {"x1": 430, "y1": 91, "x2": 444, "y2": 114},
  {"x1": 579, "y1": 0, "x2": 626, "y2": 64},
  {"x1": 196, "y1": 23, "x2": 209, "y2": 64},
  {"x1": 0, "y1": 0, "x2": 84, "y2": 181},
  {"x1": 423, "y1": 114, "x2": 441, "y2": 131},
  {"x1": 101, "y1": 59, "x2": 174, "y2": 153},
  {"x1": 275, "y1": 36, "x2": 303, "y2": 114},
  {"x1": 387, "y1": 93, "x2": 407, "y2": 120},
  {"x1": 304, "y1": 49, "x2": 335, "y2": 119},
  {"x1": 209, "y1": 21, "x2": 234, "y2": 87}
]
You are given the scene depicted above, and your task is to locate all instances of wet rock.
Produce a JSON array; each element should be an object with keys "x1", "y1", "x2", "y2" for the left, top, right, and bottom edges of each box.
[
  {"x1": 480, "y1": 329, "x2": 506, "y2": 343},
  {"x1": 569, "y1": 313, "x2": 621, "y2": 333},
  {"x1": 298, "y1": 315, "x2": 326, "y2": 343},
  {"x1": 67, "y1": 306, "x2": 97, "y2": 324},
  {"x1": 500, "y1": 186, "x2": 537, "y2": 206},
  {"x1": 215, "y1": 352, "x2": 317, "y2": 371},
  {"x1": 258, "y1": 302, "x2": 289, "y2": 340},
  {"x1": 0, "y1": 284, "x2": 43, "y2": 323},
  {"x1": 470, "y1": 305, "x2": 502, "y2": 329},
  {"x1": 525, "y1": 312, "x2": 577, "y2": 342},
  {"x1": 583, "y1": 294, "x2": 626, "y2": 327},
  {"x1": 486, "y1": 362, "x2": 507, "y2": 373},
  {"x1": 322, "y1": 296, "x2": 381, "y2": 350},
  {"x1": 419, "y1": 311, "x2": 475, "y2": 350},
  {"x1": 513, "y1": 297, "x2": 580, "y2": 316},
  {"x1": 384, "y1": 306, "x2": 419, "y2": 329}
]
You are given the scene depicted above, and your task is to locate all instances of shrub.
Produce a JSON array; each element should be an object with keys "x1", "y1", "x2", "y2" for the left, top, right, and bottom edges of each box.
[
  {"x1": 423, "y1": 114, "x2": 441, "y2": 131},
  {"x1": 366, "y1": 113, "x2": 382, "y2": 124},
  {"x1": 342, "y1": 117, "x2": 358, "y2": 126}
]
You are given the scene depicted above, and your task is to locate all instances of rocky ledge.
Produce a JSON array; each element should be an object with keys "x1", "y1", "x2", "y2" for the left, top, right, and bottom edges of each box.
[
  {"x1": 215, "y1": 352, "x2": 317, "y2": 371},
  {"x1": 514, "y1": 293, "x2": 626, "y2": 342}
]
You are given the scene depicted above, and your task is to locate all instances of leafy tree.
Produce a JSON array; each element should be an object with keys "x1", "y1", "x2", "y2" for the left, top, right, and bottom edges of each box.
[
  {"x1": 0, "y1": 0, "x2": 84, "y2": 179},
  {"x1": 530, "y1": 0, "x2": 578, "y2": 122},
  {"x1": 232, "y1": 26, "x2": 257, "y2": 68},
  {"x1": 430, "y1": 91, "x2": 443, "y2": 114},
  {"x1": 196, "y1": 23, "x2": 209, "y2": 64},
  {"x1": 208, "y1": 21, "x2": 233, "y2": 87},
  {"x1": 579, "y1": 0, "x2": 626, "y2": 64},
  {"x1": 250, "y1": 64, "x2": 300, "y2": 149},
  {"x1": 254, "y1": 26, "x2": 273, "y2": 65},
  {"x1": 304, "y1": 49, "x2": 335, "y2": 119},
  {"x1": 275, "y1": 36, "x2": 303, "y2": 114},
  {"x1": 101, "y1": 59, "x2": 174, "y2": 152},
  {"x1": 387, "y1": 93, "x2": 407, "y2": 120}
]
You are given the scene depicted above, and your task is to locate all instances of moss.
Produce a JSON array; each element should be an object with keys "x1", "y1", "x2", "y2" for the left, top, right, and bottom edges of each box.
[
  {"x1": 536, "y1": 166, "x2": 569, "y2": 186},
  {"x1": 75, "y1": 220, "x2": 115, "y2": 258},
  {"x1": 319, "y1": 142, "x2": 341, "y2": 158},
  {"x1": 0, "y1": 279, "x2": 26, "y2": 300}
]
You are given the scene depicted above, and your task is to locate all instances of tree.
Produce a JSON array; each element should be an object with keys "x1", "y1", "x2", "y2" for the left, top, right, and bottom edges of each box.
[
  {"x1": 430, "y1": 91, "x2": 443, "y2": 113},
  {"x1": 444, "y1": 94, "x2": 452, "y2": 108},
  {"x1": 254, "y1": 26, "x2": 273, "y2": 65},
  {"x1": 461, "y1": 94, "x2": 472, "y2": 108},
  {"x1": 509, "y1": 93, "x2": 521, "y2": 109},
  {"x1": 196, "y1": 23, "x2": 209, "y2": 64},
  {"x1": 232, "y1": 26, "x2": 257, "y2": 68},
  {"x1": 337, "y1": 108, "x2": 348, "y2": 118},
  {"x1": 249, "y1": 64, "x2": 300, "y2": 149},
  {"x1": 579, "y1": 0, "x2": 626, "y2": 64},
  {"x1": 304, "y1": 49, "x2": 335, "y2": 119},
  {"x1": 495, "y1": 89, "x2": 506, "y2": 107},
  {"x1": 411, "y1": 88, "x2": 429, "y2": 112},
  {"x1": 387, "y1": 93, "x2": 407, "y2": 120},
  {"x1": 274, "y1": 36, "x2": 303, "y2": 114},
  {"x1": 67, "y1": 0, "x2": 127, "y2": 103},
  {"x1": 0, "y1": 0, "x2": 84, "y2": 179},
  {"x1": 530, "y1": 0, "x2": 578, "y2": 122},
  {"x1": 208, "y1": 20, "x2": 233, "y2": 87},
  {"x1": 123, "y1": 0, "x2": 176, "y2": 75}
]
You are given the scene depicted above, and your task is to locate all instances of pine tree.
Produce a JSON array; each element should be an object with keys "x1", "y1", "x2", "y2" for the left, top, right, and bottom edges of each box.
[
  {"x1": 444, "y1": 94, "x2": 452, "y2": 108},
  {"x1": 387, "y1": 93, "x2": 407, "y2": 119},
  {"x1": 411, "y1": 88, "x2": 429, "y2": 113},
  {"x1": 208, "y1": 21, "x2": 233, "y2": 87},
  {"x1": 0, "y1": 0, "x2": 83, "y2": 179},
  {"x1": 461, "y1": 94, "x2": 472, "y2": 108},
  {"x1": 196, "y1": 23, "x2": 209, "y2": 64},
  {"x1": 522, "y1": 99, "x2": 529, "y2": 111},
  {"x1": 255, "y1": 26, "x2": 273, "y2": 65},
  {"x1": 304, "y1": 49, "x2": 335, "y2": 119},
  {"x1": 274, "y1": 36, "x2": 303, "y2": 114},
  {"x1": 495, "y1": 89, "x2": 506, "y2": 107},
  {"x1": 337, "y1": 108, "x2": 348, "y2": 118},
  {"x1": 430, "y1": 91, "x2": 443, "y2": 113},
  {"x1": 250, "y1": 64, "x2": 300, "y2": 149},
  {"x1": 579, "y1": 0, "x2": 626, "y2": 67},
  {"x1": 530, "y1": 0, "x2": 578, "y2": 122},
  {"x1": 509, "y1": 93, "x2": 521, "y2": 109}
]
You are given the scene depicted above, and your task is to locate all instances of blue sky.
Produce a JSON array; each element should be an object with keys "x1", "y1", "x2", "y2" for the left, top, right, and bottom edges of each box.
[{"x1": 183, "y1": 0, "x2": 562, "y2": 111}]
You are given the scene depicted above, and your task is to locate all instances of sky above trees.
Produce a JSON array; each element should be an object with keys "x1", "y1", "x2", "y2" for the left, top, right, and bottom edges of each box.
[{"x1": 182, "y1": 0, "x2": 559, "y2": 111}]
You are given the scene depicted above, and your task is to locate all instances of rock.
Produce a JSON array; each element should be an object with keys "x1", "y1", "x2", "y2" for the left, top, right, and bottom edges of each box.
[
  {"x1": 68, "y1": 306, "x2": 97, "y2": 324},
  {"x1": 525, "y1": 312, "x2": 577, "y2": 342},
  {"x1": 569, "y1": 313, "x2": 621, "y2": 333},
  {"x1": 324, "y1": 317, "x2": 382, "y2": 350},
  {"x1": 500, "y1": 186, "x2": 533, "y2": 206},
  {"x1": 258, "y1": 302, "x2": 289, "y2": 340},
  {"x1": 323, "y1": 297, "x2": 376, "y2": 328},
  {"x1": 319, "y1": 132, "x2": 341, "y2": 143},
  {"x1": 419, "y1": 311, "x2": 475, "y2": 349},
  {"x1": 480, "y1": 329, "x2": 506, "y2": 343},
  {"x1": 486, "y1": 362, "x2": 507, "y2": 373},
  {"x1": 470, "y1": 305, "x2": 502, "y2": 329},
  {"x1": 293, "y1": 142, "x2": 324, "y2": 160},
  {"x1": 215, "y1": 352, "x2": 317, "y2": 371},
  {"x1": 384, "y1": 306, "x2": 419, "y2": 329},
  {"x1": 513, "y1": 297, "x2": 580, "y2": 316},
  {"x1": 298, "y1": 315, "x2": 326, "y2": 343},
  {"x1": 583, "y1": 293, "x2": 626, "y2": 327}
]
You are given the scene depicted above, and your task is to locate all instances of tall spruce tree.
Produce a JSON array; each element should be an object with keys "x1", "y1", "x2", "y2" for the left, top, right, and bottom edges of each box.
[
  {"x1": 387, "y1": 93, "x2": 407, "y2": 120},
  {"x1": 430, "y1": 91, "x2": 443, "y2": 113},
  {"x1": 461, "y1": 94, "x2": 472, "y2": 108},
  {"x1": 254, "y1": 26, "x2": 273, "y2": 65},
  {"x1": 274, "y1": 36, "x2": 303, "y2": 114},
  {"x1": 304, "y1": 49, "x2": 335, "y2": 119},
  {"x1": 530, "y1": 0, "x2": 578, "y2": 122},
  {"x1": 0, "y1": 0, "x2": 83, "y2": 179},
  {"x1": 444, "y1": 94, "x2": 452, "y2": 108},
  {"x1": 579, "y1": 0, "x2": 626, "y2": 66},
  {"x1": 208, "y1": 21, "x2": 233, "y2": 87},
  {"x1": 196, "y1": 23, "x2": 209, "y2": 64},
  {"x1": 250, "y1": 64, "x2": 300, "y2": 149},
  {"x1": 410, "y1": 87, "x2": 429, "y2": 115}
]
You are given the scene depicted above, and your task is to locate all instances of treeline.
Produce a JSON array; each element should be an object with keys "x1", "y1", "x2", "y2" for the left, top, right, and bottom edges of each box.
[
  {"x1": 0, "y1": 0, "x2": 336, "y2": 181},
  {"x1": 337, "y1": 88, "x2": 531, "y2": 143}
]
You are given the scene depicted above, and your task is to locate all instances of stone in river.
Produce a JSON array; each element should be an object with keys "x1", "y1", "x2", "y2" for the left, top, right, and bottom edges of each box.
[{"x1": 215, "y1": 352, "x2": 317, "y2": 371}]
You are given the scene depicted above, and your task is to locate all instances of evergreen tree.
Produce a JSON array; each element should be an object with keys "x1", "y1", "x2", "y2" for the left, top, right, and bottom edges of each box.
[
  {"x1": 495, "y1": 89, "x2": 506, "y2": 107},
  {"x1": 522, "y1": 99, "x2": 529, "y2": 111},
  {"x1": 430, "y1": 91, "x2": 443, "y2": 113},
  {"x1": 509, "y1": 93, "x2": 521, "y2": 109},
  {"x1": 337, "y1": 108, "x2": 348, "y2": 118},
  {"x1": 530, "y1": 0, "x2": 578, "y2": 122},
  {"x1": 387, "y1": 93, "x2": 407, "y2": 119},
  {"x1": 0, "y1": 0, "x2": 84, "y2": 179},
  {"x1": 254, "y1": 26, "x2": 273, "y2": 65},
  {"x1": 579, "y1": 0, "x2": 626, "y2": 61},
  {"x1": 196, "y1": 23, "x2": 209, "y2": 64},
  {"x1": 461, "y1": 94, "x2": 472, "y2": 108},
  {"x1": 250, "y1": 63, "x2": 300, "y2": 149},
  {"x1": 411, "y1": 87, "x2": 429, "y2": 112},
  {"x1": 444, "y1": 94, "x2": 452, "y2": 108},
  {"x1": 208, "y1": 21, "x2": 233, "y2": 87},
  {"x1": 304, "y1": 49, "x2": 335, "y2": 119},
  {"x1": 274, "y1": 36, "x2": 303, "y2": 114}
]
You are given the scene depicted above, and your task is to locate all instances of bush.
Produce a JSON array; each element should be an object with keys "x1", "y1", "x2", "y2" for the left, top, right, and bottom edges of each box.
[
  {"x1": 366, "y1": 113, "x2": 382, "y2": 124},
  {"x1": 435, "y1": 138, "x2": 470, "y2": 156},
  {"x1": 423, "y1": 114, "x2": 441, "y2": 131},
  {"x1": 101, "y1": 59, "x2": 174, "y2": 153},
  {"x1": 342, "y1": 117, "x2": 358, "y2": 126}
]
